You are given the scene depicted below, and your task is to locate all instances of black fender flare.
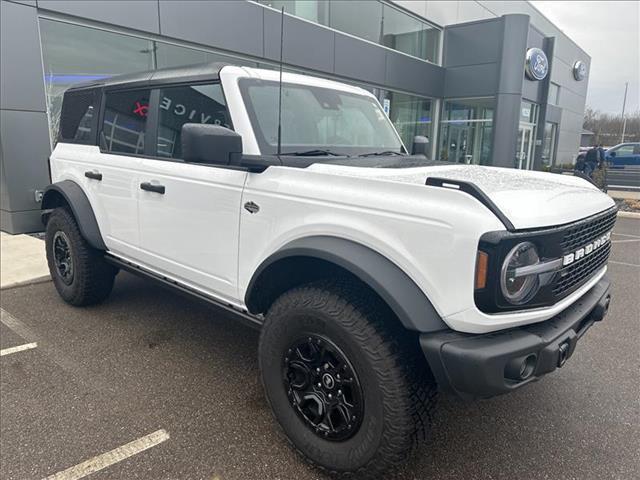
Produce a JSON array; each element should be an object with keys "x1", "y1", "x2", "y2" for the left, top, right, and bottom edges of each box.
[
  {"x1": 245, "y1": 236, "x2": 447, "y2": 333},
  {"x1": 41, "y1": 180, "x2": 107, "y2": 251}
]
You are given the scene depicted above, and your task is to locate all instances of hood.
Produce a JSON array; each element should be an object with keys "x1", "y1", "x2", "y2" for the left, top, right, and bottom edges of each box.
[{"x1": 307, "y1": 163, "x2": 615, "y2": 230}]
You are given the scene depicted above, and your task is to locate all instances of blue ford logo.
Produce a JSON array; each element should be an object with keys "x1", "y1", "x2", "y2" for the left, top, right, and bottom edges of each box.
[
  {"x1": 573, "y1": 60, "x2": 587, "y2": 81},
  {"x1": 525, "y1": 48, "x2": 549, "y2": 81}
]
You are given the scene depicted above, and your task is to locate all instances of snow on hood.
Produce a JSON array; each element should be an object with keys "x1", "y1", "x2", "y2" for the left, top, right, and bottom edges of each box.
[{"x1": 307, "y1": 163, "x2": 615, "y2": 229}]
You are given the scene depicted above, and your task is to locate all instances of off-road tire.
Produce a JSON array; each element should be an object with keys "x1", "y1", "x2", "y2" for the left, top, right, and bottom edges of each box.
[
  {"x1": 45, "y1": 207, "x2": 117, "y2": 306},
  {"x1": 259, "y1": 279, "x2": 437, "y2": 478}
]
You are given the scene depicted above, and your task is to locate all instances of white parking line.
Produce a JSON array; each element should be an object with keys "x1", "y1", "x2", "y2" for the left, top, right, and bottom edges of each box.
[
  {"x1": 0, "y1": 342, "x2": 37, "y2": 357},
  {"x1": 612, "y1": 239, "x2": 640, "y2": 244},
  {"x1": 612, "y1": 233, "x2": 640, "y2": 239},
  {"x1": 44, "y1": 429, "x2": 170, "y2": 480},
  {"x1": 609, "y1": 260, "x2": 640, "y2": 268}
]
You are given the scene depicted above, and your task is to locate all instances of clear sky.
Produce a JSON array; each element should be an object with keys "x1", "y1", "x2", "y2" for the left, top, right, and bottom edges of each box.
[{"x1": 532, "y1": 1, "x2": 639, "y2": 115}]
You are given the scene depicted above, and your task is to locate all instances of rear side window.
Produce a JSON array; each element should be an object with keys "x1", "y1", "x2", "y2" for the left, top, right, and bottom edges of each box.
[
  {"x1": 101, "y1": 89, "x2": 151, "y2": 155},
  {"x1": 59, "y1": 90, "x2": 98, "y2": 144},
  {"x1": 156, "y1": 83, "x2": 231, "y2": 159}
]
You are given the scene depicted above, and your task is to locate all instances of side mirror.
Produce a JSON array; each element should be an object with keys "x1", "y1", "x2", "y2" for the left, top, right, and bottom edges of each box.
[
  {"x1": 411, "y1": 135, "x2": 429, "y2": 156},
  {"x1": 181, "y1": 124, "x2": 242, "y2": 165},
  {"x1": 609, "y1": 151, "x2": 616, "y2": 157}
]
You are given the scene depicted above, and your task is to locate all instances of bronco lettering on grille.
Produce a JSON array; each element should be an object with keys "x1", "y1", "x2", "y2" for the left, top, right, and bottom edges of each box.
[{"x1": 562, "y1": 231, "x2": 611, "y2": 267}]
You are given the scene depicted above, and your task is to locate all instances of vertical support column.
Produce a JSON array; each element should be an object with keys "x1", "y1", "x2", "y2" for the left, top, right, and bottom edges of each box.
[
  {"x1": 0, "y1": 0, "x2": 51, "y2": 233},
  {"x1": 489, "y1": 14, "x2": 529, "y2": 169}
]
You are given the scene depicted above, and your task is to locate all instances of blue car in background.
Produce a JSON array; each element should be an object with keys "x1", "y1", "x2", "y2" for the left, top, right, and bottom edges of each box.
[{"x1": 605, "y1": 143, "x2": 640, "y2": 167}]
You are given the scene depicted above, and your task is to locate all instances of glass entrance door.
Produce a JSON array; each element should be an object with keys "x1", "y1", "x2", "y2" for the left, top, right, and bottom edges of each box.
[{"x1": 516, "y1": 125, "x2": 534, "y2": 169}]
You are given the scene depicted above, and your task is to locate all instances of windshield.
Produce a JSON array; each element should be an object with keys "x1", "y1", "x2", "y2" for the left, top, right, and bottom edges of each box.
[{"x1": 239, "y1": 78, "x2": 404, "y2": 156}]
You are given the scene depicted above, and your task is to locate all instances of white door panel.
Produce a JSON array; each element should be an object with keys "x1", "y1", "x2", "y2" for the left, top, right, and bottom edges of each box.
[
  {"x1": 50, "y1": 145, "x2": 140, "y2": 258},
  {"x1": 137, "y1": 159, "x2": 247, "y2": 301}
]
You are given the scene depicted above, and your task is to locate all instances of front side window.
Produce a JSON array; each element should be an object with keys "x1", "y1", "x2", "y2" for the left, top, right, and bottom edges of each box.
[
  {"x1": 156, "y1": 83, "x2": 231, "y2": 158},
  {"x1": 239, "y1": 79, "x2": 403, "y2": 156},
  {"x1": 101, "y1": 89, "x2": 151, "y2": 155},
  {"x1": 614, "y1": 145, "x2": 635, "y2": 156}
]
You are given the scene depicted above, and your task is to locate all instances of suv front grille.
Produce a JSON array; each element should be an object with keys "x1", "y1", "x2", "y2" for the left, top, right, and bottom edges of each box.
[
  {"x1": 552, "y1": 208, "x2": 617, "y2": 298},
  {"x1": 560, "y1": 208, "x2": 617, "y2": 253}
]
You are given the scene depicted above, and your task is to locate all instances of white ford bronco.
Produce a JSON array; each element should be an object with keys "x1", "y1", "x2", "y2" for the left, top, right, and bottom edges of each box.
[{"x1": 43, "y1": 63, "x2": 616, "y2": 477}]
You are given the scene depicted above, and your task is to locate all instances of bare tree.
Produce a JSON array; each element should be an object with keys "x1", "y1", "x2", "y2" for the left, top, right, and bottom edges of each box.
[{"x1": 583, "y1": 107, "x2": 640, "y2": 145}]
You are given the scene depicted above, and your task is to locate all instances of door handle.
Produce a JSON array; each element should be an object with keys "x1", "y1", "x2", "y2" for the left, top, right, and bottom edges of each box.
[
  {"x1": 140, "y1": 182, "x2": 165, "y2": 194},
  {"x1": 84, "y1": 170, "x2": 102, "y2": 181}
]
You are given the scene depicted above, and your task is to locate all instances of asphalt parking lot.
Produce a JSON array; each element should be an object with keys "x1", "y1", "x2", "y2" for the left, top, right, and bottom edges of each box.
[{"x1": 1, "y1": 217, "x2": 639, "y2": 480}]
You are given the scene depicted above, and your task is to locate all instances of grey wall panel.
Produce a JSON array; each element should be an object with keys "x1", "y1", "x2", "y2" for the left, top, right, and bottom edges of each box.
[
  {"x1": 334, "y1": 33, "x2": 386, "y2": 87},
  {"x1": 491, "y1": 92, "x2": 521, "y2": 168},
  {"x1": 497, "y1": 14, "x2": 528, "y2": 95},
  {"x1": 521, "y1": 26, "x2": 549, "y2": 104},
  {"x1": 385, "y1": 53, "x2": 444, "y2": 97},
  {"x1": 7, "y1": 0, "x2": 36, "y2": 6},
  {"x1": 0, "y1": 1, "x2": 46, "y2": 111},
  {"x1": 264, "y1": 8, "x2": 334, "y2": 73},
  {"x1": 557, "y1": 129, "x2": 582, "y2": 149},
  {"x1": 0, "y1": 110, "x2": 51, "y2": 212},
  {"x1": 159, "y1": 0, "x2": 262, "y2": 58},
  {"x1": 557, "y1": 87, "x2": 588, "y2": 115},
  {"x1": 443, "y1": 63, "x2": 497, "y2": 97},
  {"x1": 550, "y1": 56, "x2": 590, "y2": 98},
  {"x1": 37, "y1": 0, "x2": 160, "y2": 34},
  {"x1": 545, "y1": 104, "x2": 562, "y2": 123},
  {"x1": 443, "y1": 19, "x2": 502, "y2": 67},
  {"x1": 0, "y1": 141, "x2": 11, "y2": 211},
  {"x1": 521, "y1": 77, "x2": 542, "y2": 103},
  {"x1": 0, "y1": 209, "x2": 43, "y2": 233},
  {"x1": 560, "y1": 110, "x2": 584, "y2": 134},
  {"x1": 553, "y1": 31, "x2": 589, "y2": 66}
]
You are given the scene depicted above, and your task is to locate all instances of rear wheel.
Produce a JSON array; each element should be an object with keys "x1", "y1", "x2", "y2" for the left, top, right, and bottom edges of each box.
[
  {"x1": 45, "y1": 207, "x2": 117, "y2": 306},
  {"x1": 259, "y1": 279, "x2": 437, "y2": 478}
]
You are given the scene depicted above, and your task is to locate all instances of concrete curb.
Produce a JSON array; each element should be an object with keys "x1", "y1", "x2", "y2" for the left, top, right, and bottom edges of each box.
[
  {"x1": 0, "y1": 275, "x2": 51, "y2": 290},
  {"x1": 617, "y1": 211, "x2": 640, "y2": 219}
]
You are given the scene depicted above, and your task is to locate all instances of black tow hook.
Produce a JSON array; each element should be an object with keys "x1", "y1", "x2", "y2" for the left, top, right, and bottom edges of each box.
[
  {"x1": 558, "y1": 342, "x2": 571, "y2": 368},
  {"x1": 594, "y1": 294, "x2": 611, "y2": 322}
]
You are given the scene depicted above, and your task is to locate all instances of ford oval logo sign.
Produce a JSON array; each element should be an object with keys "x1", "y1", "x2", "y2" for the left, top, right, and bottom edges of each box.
[
  {"x1": 525, "y1": 48, "x2": 549, "y2": 81},
  {"x1": 573, "y1": 60, "x2": 587, "y2": 81}
]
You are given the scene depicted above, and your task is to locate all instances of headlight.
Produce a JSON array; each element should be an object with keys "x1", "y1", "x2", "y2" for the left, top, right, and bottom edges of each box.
[{"x1": 500, "y1": 242, "x2": 540, "y2": 304}]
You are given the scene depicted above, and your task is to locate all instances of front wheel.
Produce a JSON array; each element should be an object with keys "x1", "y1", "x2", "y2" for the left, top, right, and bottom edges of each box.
[
  {"x1": 258, "y1": 279, "x2": 437, "y2": 478},
  {"x1": 45, "y1": 207, "x2": 117, "y2": 306}
]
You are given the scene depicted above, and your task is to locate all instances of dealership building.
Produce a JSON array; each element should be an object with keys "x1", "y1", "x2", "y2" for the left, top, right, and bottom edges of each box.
[{"x1": 0, "y1": 0, "x2": 591, "y2": 233}]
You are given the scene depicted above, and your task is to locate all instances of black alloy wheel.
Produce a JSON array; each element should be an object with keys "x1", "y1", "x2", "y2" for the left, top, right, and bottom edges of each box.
[
  {"x1": 52, "y1": 230, "x2": 74, "y2": 285},
  {"x1": 284, "y1": 335, "x2": 363, "y2": 441}
]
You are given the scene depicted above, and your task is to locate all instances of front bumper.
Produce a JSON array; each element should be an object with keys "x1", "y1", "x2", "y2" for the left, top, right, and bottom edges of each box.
[{"x1": 421, "y1": 275, "x2": 611, "y2": 399}]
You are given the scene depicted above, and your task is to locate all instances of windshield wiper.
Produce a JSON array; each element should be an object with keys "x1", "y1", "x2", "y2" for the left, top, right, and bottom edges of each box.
[
  {"x1": 279, "y1": 149, "x2": 343, "y2": 156},
  {"x1": 357, "y1": 150, "x2": 406, "y2": 157}
]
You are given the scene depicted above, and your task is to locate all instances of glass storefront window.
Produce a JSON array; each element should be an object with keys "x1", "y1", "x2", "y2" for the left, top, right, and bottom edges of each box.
[
  {"x1": 439, "y1": 98, "x2": 494, "y2": 165},
  {"x1": 520, "y1": 100, "x2": 538, "y2": 124},
  {"x1": 541, "y1": 122, "x2": 557, "y2": 168},
  {"x1": 155, "y1": 43, "x2": 257, "y2": 69},
  {"x1": 261, "y1": 0, "x2": 329, "y2": 25},
  {"x1": 516, "y1": 101, "x2": 538, "y2": 169},
  {"x1": 257, "y1": 0, "x2": 441, "y2": 63},
  {"x1": 40, "y1": 19, "x2": 154, "y2": 145},
  {"x1": 329, "y1": 0, "x2": 383, "y2": 44},
  {"x1": 381, "y1": 4, "x2": 439, "y2": 63},
  {"x1": 384, "y1": 92, "x2": 432, "y2": 149}
]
